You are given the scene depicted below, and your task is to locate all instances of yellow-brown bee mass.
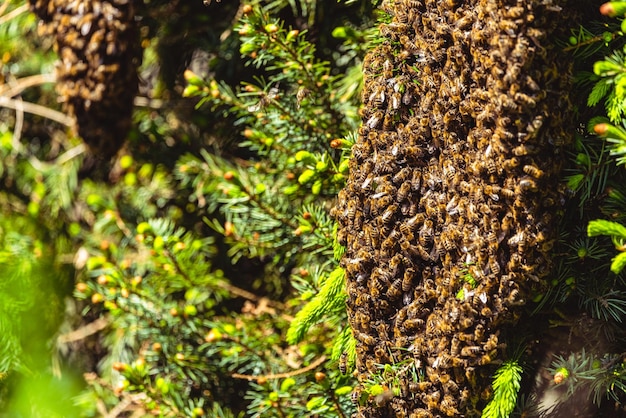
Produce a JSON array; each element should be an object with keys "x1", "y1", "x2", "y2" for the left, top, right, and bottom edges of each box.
[
  {"x1": 29, "y1": 0, "x2": 140, "y2": 159},
  {"x1": 333, "y1": 0, "x2": 580, "y2": 416}
]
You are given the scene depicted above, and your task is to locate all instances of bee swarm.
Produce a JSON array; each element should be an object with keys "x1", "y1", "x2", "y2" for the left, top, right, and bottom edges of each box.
[
  {"x1": 29, "y1": 0, "x2": 140, "y2": 159},
  {"x1": 333, "y1": 0, "x2": 580, "y2": 416}
]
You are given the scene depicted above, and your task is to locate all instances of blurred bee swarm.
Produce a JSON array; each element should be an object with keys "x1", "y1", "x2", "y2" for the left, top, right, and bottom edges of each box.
[
  {"x1": 332, "y1": 0, "x2": 582, "y2": 416},
  {"x1": 29, "y1": 0, "x2": 140, "y2": 161}
]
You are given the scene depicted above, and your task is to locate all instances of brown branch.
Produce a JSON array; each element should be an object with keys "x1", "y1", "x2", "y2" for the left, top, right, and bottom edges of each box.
[
  {"x1": 57, "y1": 317, "x2": 110, "y2": 343},
  {"x1": 0, "y1": 96, "x2": 74, "y2": 126},
  {"x1": 232, "y1": 354, "x2": 326, "y2": 381},
  {"x1": 0, "y1": 3, "x2": 29, "y2": 26},
  {"x1": 0, "y1": 73, "x2": 56, "y2": 97}
]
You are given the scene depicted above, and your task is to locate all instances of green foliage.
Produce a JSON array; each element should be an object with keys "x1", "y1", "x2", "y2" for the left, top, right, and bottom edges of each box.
[
  {"x1": 588, "y1": 219, "x2": 626, "y2": 273},
  {"x1": 546, "y1": 348, "x2": 626, "y2": 406},
  {"x1": 482, "y1": 361, "x2": 523, "y2": 418},
  {"x1": 532, "y1": 4, "x2": 626, "y2": 414},
  {"x1": 287, "y1": 267, "x2": 347, "y2": 344},
  {"x1": 0, "y1": 0, "x2": 376, "y2": 416}
]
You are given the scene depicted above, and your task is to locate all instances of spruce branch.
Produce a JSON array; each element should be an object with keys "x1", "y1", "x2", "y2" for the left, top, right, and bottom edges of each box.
[
  {"x1": 482, "y1": 360, "x2": 523, "y2": 418},
  {"x1": 286, "y1": 267, "x2": 347, "y2": 344}
]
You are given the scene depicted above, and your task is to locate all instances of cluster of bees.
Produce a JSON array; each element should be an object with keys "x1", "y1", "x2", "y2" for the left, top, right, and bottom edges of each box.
[
  {"x1": 29, "y1": 0, "x2": 140, "y2": 159},
  {"x1": 333, "y1": 0, "x2": 580, "y2": 416}
]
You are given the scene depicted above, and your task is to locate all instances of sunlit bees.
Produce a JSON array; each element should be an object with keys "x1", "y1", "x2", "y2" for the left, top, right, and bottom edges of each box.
[
  {"x1": 369, "y1": 85, "x2": 386, "y2": 108},
  {"x1": 381, "y1": 204, "x2": 399, "y2": 224},
  {"x1": 366, "y1": 110, "x2": 384, "y2": 129},
  {"x1": 332, "y1": 0, "x2": 570, "y2": 414}
]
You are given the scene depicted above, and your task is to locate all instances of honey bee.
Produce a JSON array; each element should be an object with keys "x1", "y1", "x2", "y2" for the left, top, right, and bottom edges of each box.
[
  {"x1": 355, "y1": 309, "x2": 372, "y2": 330},
  {"x1": 518, "y1": 177, "x2": 538, "y2": 193},
  {"x1": 515, "y1": 92, "x2": 536, "y2": 108},
  {"x1": 410, "y1": 408, "x2": 434, "y2": 418},
  {"x1": 525, "y1": 75, "x2": 540, "y2": 91},
  {"x1": 404, "y1": 318, "x2": 425, "y2": 332},
  {"x1": 418, "y1": 220, "x2": 434, "y2": 245},
  {"x1": 374, "y1": 387, "x2": 395, "y2": 407},
  {"x1": 356, "y1": 331, "x2": 375, "y2": 346},
  {"x1": 397, "y1": 181, "x2": 411, "y2": 202},
  {"x1": 366, "y1": 110, "x2": 384, "y2": 129},
  {"x1": 247, "y1": 87, "x2": 279, "y2": 112},
  {"x1": 478, "y1": 350, "x2": 497, "y2": 366},
  {"x1": 422, "y1": 389, "x2": 442, "y2": 409},
  {"x1": 450, "y1": 335, "x2": 461, "y2": 356},
  {"x1": 483, "y1": 334, "x2": 499, "y2": 352},
  {"x1": 401, "y1": 267, "x2": 416, "y2": 292},
  {"x1": 440, "y1": 232, "x2": 457, "y2": 253},
  {"x1": 339, "y1": 352, "x2": 348, "y2": 375},
  {"x1": 351, "y1": 385, "x2": 364, "y2": 406},
  {"x1": 381, "y1": 204, "x2": 398, "y2": 224},
  {"x1": 383, "y1": 112, "x2": 395, "y2": 130},
  {"x1": 459, "y1": 316, "x2": 473, "y2": 330},
  {"x1": 488, "y1": 259, "x2": 501, "y2": 275},
  {"x1": 461, "y1": 346, "x2": 481, "y2": 357},
  {"x1": 523, "y1": 164, "x2": 544, "y2": 179},
  {"x1": 409, "y1": 381, "x2": 432, "y2": 393},
  {"x1": 372, "y1": 194, "x2": 393, "y2": 215},
  {"x1": 295, "y1": 87, "x2": 311, "y2": 109},
  {"x1": 457, "y1": 332, "x2": 474, "y2": 343},
  {"x1": 393, "y1": 167, "x2": 412, "y2": 184},
  {"x1": 506, "y1": 288, "x2": 523, "y2": 305},
  {"x1": 382, "y1": 58, "x2": 394, "y2": 78},
  {"x1": 440, "y1": 395, "x2": 460, "y2": 416},
  {"x1": 474, "y1": 324, "x2": 485, "y2": 341},
  {"x1": 426, "y1": 315, "x2": 452, "y2": 336},
  {"x1": 387, "y1": 279, "x2": 403, "y2": 300},
  {"x1": 406, "y1": 147, "x2": 426, "y2": 163},
  {"x1": 390, "y1": 91, "x2": 402, "y2": 110}
]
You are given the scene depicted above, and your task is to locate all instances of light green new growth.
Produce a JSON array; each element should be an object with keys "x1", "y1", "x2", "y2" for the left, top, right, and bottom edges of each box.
[
  {"x1": 482, "y1": 360, "x2": 523, "y2": 418},
  {"x1": 588, "y1": 219, "x2": 626, "y2": 273},
  {"x1": 287, "y1": 267, "x2": 347, "y2": 344},
  {"x1": 591, "y1": 51, "x2": 626, "y2": 123}
]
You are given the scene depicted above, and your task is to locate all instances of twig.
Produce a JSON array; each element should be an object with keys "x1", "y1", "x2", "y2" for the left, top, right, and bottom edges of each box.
[
  {"x1": 220, "y1": 281, "x2": 286, "y2": 311},
  {"x1": 0, "y1": 73, "x2": 56, "y2": 97},
  {"x1": 57, "y1": 317, "x2": 110, "y2": 343},
  {"x1": 55, "y1": 142, "x2": 87, "y2": 165},
  {"x1": 0, "y1": 3, "x2": 29, "y2": 26},
  {"x1": 11, "y1": 95, "x2": 23, "y2": 154},
  {"x1": 232, "y1": 354, "x2": 327, "y2": 381},
  {"x1": 0, "y1": 96, "x2": 74, "y2": 126},
  {"x1": 105, "y1": 396, "x2": 135, "y2": 418}
]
